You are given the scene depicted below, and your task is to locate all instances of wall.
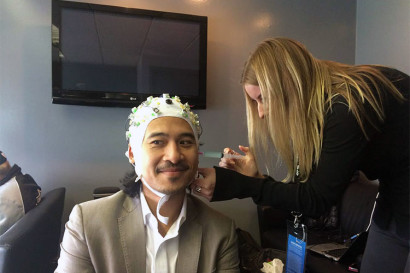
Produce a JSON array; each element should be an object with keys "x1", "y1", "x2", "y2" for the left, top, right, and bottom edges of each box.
[
  {"x1": 356, "y1": 0, "x2": 410, "y2": 74},
  {"x1": 0, "y1": 0, "x2": 356, "y2": 244}
]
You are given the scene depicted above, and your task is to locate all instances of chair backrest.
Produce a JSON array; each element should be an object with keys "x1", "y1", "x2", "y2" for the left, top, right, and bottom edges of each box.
[
  {"x1": 339, "y1": 172, "x2": 379, "y2": 235},
  {"x1": 93, "y1": 186, "x2": 120, "y2": 199},
  {"x1": 0, "y1": 187, "x2": 66, "y2": 273}
]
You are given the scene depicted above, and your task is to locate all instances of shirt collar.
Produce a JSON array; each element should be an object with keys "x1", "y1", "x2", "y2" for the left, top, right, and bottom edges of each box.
[{"x1": 139, "y1": 188, "x2": 187, "y2": 232}]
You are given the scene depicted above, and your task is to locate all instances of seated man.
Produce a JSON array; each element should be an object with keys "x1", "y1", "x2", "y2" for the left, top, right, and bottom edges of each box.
[
  {"x1": 55, "y1": 94, "x2": 240, "y2": 273},
  {"x1": 0, "y1": 151, "x2": 42, "y2": 235}
]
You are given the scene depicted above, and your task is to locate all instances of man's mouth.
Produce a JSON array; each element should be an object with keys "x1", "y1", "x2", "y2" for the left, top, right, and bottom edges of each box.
[
  {"x1": 158, "y1": 167, "x2": 186, "y2": 173},
  {"x1": 156, "y1": 163, "x2": 189, "y2": 174}
]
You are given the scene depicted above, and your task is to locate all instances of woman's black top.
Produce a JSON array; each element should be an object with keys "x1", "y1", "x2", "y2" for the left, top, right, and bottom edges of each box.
[{"x1": 212, "y1": 67, "x2": 409, "y2": 238}]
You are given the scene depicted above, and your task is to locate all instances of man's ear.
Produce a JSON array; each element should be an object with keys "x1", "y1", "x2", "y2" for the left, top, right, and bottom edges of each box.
[{"x1": 128, "y1": 145, "x2": 135, "y2": 164}]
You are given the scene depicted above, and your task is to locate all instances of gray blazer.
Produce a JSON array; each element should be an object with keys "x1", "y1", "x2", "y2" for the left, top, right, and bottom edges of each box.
[{"x1": 55, "y1": 191, "x2": 239, "y2": 273}]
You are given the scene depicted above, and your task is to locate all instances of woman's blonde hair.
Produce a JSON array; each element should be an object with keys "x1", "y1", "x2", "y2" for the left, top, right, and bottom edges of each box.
[{"x1": 241, "y1": 37, "x2": 404, "y2": 182}]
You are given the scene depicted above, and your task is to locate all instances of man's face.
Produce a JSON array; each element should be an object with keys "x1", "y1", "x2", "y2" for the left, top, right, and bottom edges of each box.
[
  {"x1": 138, "y1": 116, "x2": 198, "y2": 195},
  {"x1": 0, "y1": 153, "x2": 11, "y2": 179}
]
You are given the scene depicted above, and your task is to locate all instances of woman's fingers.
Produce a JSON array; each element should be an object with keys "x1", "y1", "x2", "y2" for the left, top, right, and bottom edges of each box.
[
  {"x1": 238, "y1": 145, "x2": 250, "y2": 154},
  {"x1": 219, "y1": 147, "x2": 244, "y2": 171},
  {"x1": 219, "y1": 157, "x2": 236, "y2": 169}
]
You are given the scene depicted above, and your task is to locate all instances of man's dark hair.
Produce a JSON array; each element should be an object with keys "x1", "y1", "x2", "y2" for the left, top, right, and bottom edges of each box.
[{"x1": 120, "y1": 168, "x2": 141, "y2": 197}]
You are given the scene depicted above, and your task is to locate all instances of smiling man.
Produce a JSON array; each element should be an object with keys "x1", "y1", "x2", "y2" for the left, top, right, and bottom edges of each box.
[{"x1": 55, "y1": 94, "x2": 239, "y2": 273}]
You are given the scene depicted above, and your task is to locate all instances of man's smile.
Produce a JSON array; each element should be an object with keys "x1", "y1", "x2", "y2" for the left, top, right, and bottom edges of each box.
[{"x1": 156, "y1": 163, "x2": 189, "y2": 175}]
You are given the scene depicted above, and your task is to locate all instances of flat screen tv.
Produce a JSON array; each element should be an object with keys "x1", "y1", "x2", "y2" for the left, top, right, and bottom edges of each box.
[{"x1": 52, "y1": 0, "x2": 207, "y2": 108}]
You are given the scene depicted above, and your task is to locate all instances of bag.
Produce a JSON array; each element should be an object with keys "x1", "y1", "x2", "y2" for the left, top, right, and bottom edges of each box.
[{"x1": 237, "y1": 228, "x2": 286, "y2": 273}]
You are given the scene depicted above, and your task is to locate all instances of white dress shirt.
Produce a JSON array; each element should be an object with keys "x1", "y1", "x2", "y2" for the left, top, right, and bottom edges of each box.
[{"x1": 140, "y1": 191, "x2": 187, "y2": 273}]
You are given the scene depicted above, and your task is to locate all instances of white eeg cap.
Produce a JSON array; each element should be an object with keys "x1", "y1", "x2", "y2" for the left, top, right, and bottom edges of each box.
[{"x1": 126, "y1": 94, "x2": 201, "y2": 151}]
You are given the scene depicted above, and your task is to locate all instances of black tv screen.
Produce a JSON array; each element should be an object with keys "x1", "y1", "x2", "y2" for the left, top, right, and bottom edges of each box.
[{"x1": 52, "y1": 0, "x2": 207, "y2": 108}]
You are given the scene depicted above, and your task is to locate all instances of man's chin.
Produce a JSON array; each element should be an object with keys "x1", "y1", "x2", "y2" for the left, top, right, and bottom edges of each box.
[
  {"x1": 143, "y1": 171, "x2": 193, "y2": 194},
  {"x1": 158, "y1": 184, "x2": 189, "y2": 195},
  {"x1": 159, "y1": 170, "x2": 194, "y2": 182},
  {"x1": 158, "y1": 177, "x2": 192, "y2": 194}
]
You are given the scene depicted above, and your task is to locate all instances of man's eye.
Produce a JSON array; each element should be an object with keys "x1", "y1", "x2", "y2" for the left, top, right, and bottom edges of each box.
[
  {"x1": 180, "y1": 140, "x2": 194, "y2": 146},
  {"x1": 151, "y1": 140, "x2": 163, "y2": 145}
]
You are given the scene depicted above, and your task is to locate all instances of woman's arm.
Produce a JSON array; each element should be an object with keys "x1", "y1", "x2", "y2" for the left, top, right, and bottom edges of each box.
[{"x1": 203, "y1": 102, "x2": 371, "y2": 217}]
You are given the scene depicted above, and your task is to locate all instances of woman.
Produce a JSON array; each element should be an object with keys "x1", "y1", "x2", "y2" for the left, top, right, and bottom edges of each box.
[{"x1": 192, "y1": 38, "x2": 409, "y2": 272}]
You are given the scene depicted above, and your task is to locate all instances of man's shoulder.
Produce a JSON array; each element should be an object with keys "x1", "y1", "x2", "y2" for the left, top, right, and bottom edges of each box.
[
  {"x1": 187, "y1": 194, "x2": 234, "y2": 225},
  {"x1": 79, "y1": 189, "x2": 127, "y2": 206},
  {"x1": 76, "y1": 190, "x2": 136, "y2": 216},
  {"x1": 13, "y1": 169, "x2": 42, "y2": 211},
  {"x1": 0, "y1": 164, "x2": 21, "y2": 186},
  {"x1": 12, "y1": 165, "x2": 41, "y2": 192},
  {"x1": 15, "y1": 173, "x2": 41, "y2": 190}
]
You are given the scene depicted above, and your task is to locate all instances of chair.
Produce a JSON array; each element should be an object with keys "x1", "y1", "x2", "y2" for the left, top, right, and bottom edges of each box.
[
  {"x1": 93, "y1": 186, "x2": 120, "y2": 199},
  {"x1": 257, "y1": 172, "x2": 379, "y2": 273},
  {"x1": 0, "y1": 187, "x2": 66, "y2": 273}
]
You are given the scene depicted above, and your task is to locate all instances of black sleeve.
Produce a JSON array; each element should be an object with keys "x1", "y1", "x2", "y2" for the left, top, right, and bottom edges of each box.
[
  {"x1": 212, "y1": 102, "x2": 370, "y2": 217},
  {"x1": 15, "y1": 173, "x2": 42, "y2": 213}
]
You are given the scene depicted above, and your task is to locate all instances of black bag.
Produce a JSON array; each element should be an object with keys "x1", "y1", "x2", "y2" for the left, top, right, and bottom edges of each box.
[{"x1": 237, "y1": 228, "x2": 286, "y2": 273}]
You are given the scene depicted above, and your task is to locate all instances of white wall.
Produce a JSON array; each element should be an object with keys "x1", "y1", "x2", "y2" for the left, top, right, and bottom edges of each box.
[
  {"x1": 0, "y1": 0, "x2": 356, "y2": 244},
  {"x1": 356, "y1": 0, "x2": 410, "y2": 74}
]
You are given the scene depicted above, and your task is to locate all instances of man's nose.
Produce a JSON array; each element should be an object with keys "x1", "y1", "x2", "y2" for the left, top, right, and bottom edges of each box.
[{"x1": 163, "y1": 142, "x2": 182, "y2": 163}]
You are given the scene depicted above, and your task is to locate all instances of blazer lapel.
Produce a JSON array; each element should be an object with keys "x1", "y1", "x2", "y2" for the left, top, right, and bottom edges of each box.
[
  {"x1": 118, "y1": 194, "x2": 146, "y2": 273},
  {"x1": 176, "y1": 196, "x2": 202, "y2": 273}
]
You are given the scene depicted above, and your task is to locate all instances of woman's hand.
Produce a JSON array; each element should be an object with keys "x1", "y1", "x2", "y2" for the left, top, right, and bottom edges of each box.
[
  {"x1": 191, "y1": 168, "x2": 216, "y2": 201},
  {"x1": 219, "y1": 145, "x2": 261, "y2": 177}
]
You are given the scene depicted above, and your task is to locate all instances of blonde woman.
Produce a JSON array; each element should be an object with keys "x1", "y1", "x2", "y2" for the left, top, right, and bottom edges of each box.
[{"x1": 192, "y1": 38, "x2": 409, "y2": 272}]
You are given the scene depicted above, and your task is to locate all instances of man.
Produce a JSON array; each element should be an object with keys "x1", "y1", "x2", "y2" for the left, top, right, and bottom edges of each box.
[
  {"x1": 55, "y1": 94, "x2": 239, "y2": 273},
  {"x1": 0, "y1": 151, "x2": 42, "y2": 235}
]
